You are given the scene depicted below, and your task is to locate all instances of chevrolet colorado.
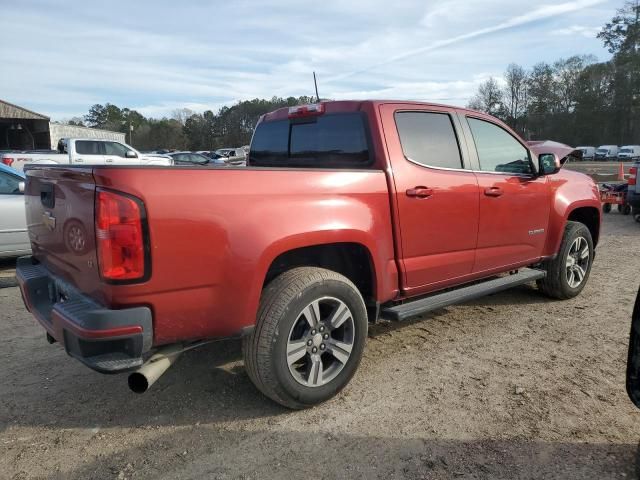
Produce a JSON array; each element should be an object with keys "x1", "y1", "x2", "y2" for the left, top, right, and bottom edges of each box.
[{"x1": 17, "y1": 101, "x2": 601, "y2": 409}]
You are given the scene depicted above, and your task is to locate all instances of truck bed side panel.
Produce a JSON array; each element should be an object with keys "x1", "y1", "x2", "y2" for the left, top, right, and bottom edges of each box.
[{"x1": 92, "y1": 167, "x2": 397, "y2": 345}]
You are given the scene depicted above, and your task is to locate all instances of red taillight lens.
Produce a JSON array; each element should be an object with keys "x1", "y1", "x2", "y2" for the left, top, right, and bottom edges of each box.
[
  {"x1": 96, "y1": 189, "x2": 147, "y2": 282},
  {"x1": 288, "y1": 103, "x2": 325, "y2": 118},
  {"x1": 629, "y1": 167, "x2": 637, "y2": 186},
  {"x1": 1, "y1": 157, "x2": 14, "y2": 167}
]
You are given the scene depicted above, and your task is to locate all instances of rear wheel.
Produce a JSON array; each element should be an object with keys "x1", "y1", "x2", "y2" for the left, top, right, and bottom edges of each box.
[
  {"x1": 243, "y1": 267, "x2": 367, "y2": 409},
  {"x1": 537, "y1": 221, "x2": 594, "y2": 300},
  {"x1": 623, "y1": 204, "x2": 632, "y2": 215},
  {"x1": 603, "y1": 203, "x2": 612, "y2": 213}
]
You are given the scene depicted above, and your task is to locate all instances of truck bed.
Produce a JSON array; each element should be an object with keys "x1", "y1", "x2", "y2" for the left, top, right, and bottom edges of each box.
[{"x1": 23, "y1": 165, "x2": 397, "y2": 345}]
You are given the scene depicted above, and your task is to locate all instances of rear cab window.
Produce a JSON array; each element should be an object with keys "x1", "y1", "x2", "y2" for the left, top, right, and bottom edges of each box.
[{"x1": 249, "y1": 112, "x2": 372, "y2": 168}]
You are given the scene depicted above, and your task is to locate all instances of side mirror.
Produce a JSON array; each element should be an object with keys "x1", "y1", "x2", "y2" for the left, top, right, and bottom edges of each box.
[
  {"x1": 18, "y1": 181, "x2": 25, "y2": 194},
  {"x1": 125, "y1": 150, "x2": 137, "y2": 159},
  {"x1": 538, "y1": 153, "x2": 561, "y2": 176}
]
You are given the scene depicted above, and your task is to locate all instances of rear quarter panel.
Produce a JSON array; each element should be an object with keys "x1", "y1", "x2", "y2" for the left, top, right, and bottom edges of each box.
[{"x1": 93, "y1": 167, "x2": 397, "y2": 345}]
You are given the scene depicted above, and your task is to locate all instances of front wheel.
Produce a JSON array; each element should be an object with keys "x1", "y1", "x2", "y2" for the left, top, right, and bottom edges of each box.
[
  {"x1": 243, "y1": 267, "x2": 368, "y2": 409},
  {"x1": 537, "y1": 221, "x2": 594, "y2": 300}
]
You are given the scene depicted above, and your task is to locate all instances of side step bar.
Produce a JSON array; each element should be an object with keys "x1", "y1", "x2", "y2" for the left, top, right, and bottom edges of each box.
[{"x1": 381, "y1": 269, "x2": 546, "y2": 322}]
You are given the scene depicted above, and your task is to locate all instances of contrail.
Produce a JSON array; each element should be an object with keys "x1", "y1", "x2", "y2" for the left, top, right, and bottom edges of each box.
[{"x1": 325, "y1": 0, "x2": 605, "y2": 83}]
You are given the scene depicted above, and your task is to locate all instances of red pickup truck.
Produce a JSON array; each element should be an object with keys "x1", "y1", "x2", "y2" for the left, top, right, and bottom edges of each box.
[{"x1": 17, "y1": 101, "x2": 601, "y2": 409}]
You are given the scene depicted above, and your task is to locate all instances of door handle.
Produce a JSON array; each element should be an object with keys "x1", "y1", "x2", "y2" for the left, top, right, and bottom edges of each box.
[
  {"x1": 106, "y1": 158, "x2": 114, "y2": 163},
  {"x1": 406, "y1": 186, "x2": 433, "y2": 198},
  {"x1": 484, "y1": 186, "x2": 504, "y2": 197}
]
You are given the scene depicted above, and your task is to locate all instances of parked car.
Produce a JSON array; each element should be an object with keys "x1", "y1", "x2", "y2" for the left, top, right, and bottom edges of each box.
[
  {"x1": 626, "y1": 286, "x2": 640, "y2": 407},
  {"x1": 595, "y1": 145, "x2": 619, "y2": 160},
  {"x1": 618, "y1": 145, "x2": 640, "y2": 161},
  {"x1": 0, "y1": 164, "x2": 30, "y2": 258},
  {"x1": 1, "y1": 139, "x2": 172, "y2": 171},
  {"x1": 215, "y1": 147, "x2": 246, "y2": 165},
  {"x1": 576, "y1": 146, "x2": 596, "y2": 160},
  {"x1": 169, "y1": 152, "x2": 226, "y2": 166},
  {"x1": 17, "y1": 100, "x2": 601, "y2": 409},
  {"x1": 627, "y1": 161, "x2": 640, "y2": 221}
]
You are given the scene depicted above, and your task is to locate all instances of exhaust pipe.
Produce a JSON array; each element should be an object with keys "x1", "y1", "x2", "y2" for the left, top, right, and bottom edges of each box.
[{"x1": 128, "y1": 344, "x2": 183, "y2": 394}]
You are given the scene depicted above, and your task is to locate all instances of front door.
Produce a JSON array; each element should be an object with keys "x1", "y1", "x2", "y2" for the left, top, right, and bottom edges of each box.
[
  {"x1": 380, "y1": 104, "x2": 480, "y2": 294},
  {"x1": 460, "y1": 115, "x2": 552, "y2": 273}
]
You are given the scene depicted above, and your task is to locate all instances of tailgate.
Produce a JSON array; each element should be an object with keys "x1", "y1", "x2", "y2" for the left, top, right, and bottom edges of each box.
[{"x1": 24, "y1": 166, "x2": 102, "y2": 297}]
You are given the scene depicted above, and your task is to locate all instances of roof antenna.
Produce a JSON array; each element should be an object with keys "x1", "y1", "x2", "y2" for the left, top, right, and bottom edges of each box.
[{"x1": 313, "y1": 71, "x2": 320, "y2": 103}]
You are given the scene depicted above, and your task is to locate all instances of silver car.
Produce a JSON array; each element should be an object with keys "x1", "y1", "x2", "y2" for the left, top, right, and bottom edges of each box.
[{"x1": 0, "y1": 164, "x2": 30, "y2": 258}]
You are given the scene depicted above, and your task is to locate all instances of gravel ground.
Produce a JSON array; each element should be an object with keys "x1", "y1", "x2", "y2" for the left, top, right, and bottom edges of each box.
[{"x1": 1, "y1": 212, "x2": 639, "y2": 480}]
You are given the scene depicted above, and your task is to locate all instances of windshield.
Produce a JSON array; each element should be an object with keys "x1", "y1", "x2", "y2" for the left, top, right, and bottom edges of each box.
[
  {"x1": 620, "y1": 148, "x2": 632, "y2": 153},
  {"x1": 596, "y1": 148, "x2": 609, "y2": 153}
]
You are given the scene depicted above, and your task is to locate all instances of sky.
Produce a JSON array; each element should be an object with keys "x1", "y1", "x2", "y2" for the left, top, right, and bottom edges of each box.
[{"x1": 0, "y1": 0, "x2": 623, "y2": 121}]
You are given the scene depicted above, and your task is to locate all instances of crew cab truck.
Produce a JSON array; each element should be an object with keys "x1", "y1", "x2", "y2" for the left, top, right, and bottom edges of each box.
[
  {"x1": 1, "y1": 138, "x2": 172, "y2": 171},
  {"x1": 17, "y1": 101, "x2": 601, "y2": 409}
]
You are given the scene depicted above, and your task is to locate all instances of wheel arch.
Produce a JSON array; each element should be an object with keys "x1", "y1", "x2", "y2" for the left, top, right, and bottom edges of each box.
[{"x1": 567, "y1": 206, "x2": 601, "y2": 247}]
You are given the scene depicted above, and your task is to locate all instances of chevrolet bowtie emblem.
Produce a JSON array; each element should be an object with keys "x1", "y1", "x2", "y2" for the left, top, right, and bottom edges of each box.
[{"x1": 42, "y1": 211, "x2": 56, "y2": 231}]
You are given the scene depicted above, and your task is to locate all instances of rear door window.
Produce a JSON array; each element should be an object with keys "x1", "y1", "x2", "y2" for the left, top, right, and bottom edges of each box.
[
  {"x1": 75, "y1": 141, "x2": 104, "y2": 155},
  {"x1": 249, "y1": 113, "x2": 372, "y2": 168},
  {"x1": 395, "y1": 111, "x2": 463, "y2": 169}
]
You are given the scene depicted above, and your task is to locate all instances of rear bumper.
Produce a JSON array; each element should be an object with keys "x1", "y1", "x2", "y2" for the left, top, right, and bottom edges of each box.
[
  {"x1": 16, "y1": 256, "x2": 153, "y2": 374},
  {"x1": 628, "y1": 190, "x2": 640, "y2": 208}
]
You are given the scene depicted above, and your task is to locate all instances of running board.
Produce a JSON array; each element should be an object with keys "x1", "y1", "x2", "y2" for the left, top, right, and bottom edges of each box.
[{"x1": 381, "y1": 269, "x2": 546, "y2": 322}]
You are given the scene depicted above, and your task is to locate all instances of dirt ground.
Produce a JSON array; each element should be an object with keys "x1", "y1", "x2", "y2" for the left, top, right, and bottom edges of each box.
[{"x1": 1, "y1": 212, "x2": 639, "y2": 480}]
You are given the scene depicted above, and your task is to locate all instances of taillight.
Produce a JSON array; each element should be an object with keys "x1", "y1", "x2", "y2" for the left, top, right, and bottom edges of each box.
[
  {"x1": 288, "y1": 103, "x2": 324, "y2": 118},
  {"x1": 630, "y1": 166, "x2": 637, "y2": 186},
  {"x1": 1, "y1": 157, "x2": 14, "y2": 167},
  {"x1": 96, "y1": 189, "x2": 148, "y2": 282}
]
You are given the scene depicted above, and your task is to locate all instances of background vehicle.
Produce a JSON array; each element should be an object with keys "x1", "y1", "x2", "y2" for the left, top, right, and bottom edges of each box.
[
  {"x1": 0, "y1": 164, "x2": 29, "y2": 258},
  {"x1": 215, "y1": 147, "x2": 246, "y2": 165},
  {"x1": 627, "y1": 161, "x2": 640, "y2": 221},
  {"x1": 17, "y1": 101, "x2": 601, "y2": 409},
  {"x1": 577, "y1": 146, "x2": 596, "y2": 160},
  {"x1": 169, "y1": 151, "x2": 226, "y2": 165},
  {"x1": 1, "y1": 139, "x2": 172, "y2": 171},
  {"x1": 595, "y1": 145, "x2": 619, "y2": 160},
  {"x1": 618, "y1": 145, "x2": 640, "y2": 161}
]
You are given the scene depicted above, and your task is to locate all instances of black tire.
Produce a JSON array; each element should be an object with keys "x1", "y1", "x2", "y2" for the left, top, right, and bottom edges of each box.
[
  {"x1": 537, "y1": 221, "x2": 594, "y2": 300},
  {"x1": 623, "y1": 204, "x2": 632, "y2": 215},
  {"x1": 603, "y1": 203, "x2": 612, "y2": 213},
  {"x1": 243, "y1": 267, "x2": 368, "y2": 409}
]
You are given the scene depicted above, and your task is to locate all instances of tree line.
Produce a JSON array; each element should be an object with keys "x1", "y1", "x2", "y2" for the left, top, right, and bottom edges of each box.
[
  {"x1": 68, "y1": 96, "x2": 315, "y2": 151},
  {"x1": 468, "y1": 1, "x2": 640, "y2": 146}
]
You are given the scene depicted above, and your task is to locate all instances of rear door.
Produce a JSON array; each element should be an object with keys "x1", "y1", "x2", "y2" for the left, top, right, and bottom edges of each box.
[
  {"x1": 459, "y1": 114, "x2": 551, "y2": 273},
  {"x1": 73, "y1": 140, "x2": 106, "y2": 165},
  {"x1": 380, "y1": 104, "x2": 480, "y2": 293}
]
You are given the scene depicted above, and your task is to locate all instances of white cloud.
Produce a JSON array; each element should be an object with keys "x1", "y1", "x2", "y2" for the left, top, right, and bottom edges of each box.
[{"x1": 551, "y1": 24, "x2": 602, "y2": 37}]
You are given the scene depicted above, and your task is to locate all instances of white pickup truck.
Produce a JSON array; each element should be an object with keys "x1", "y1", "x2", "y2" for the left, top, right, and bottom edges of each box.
[{"x1": 0, "y1": 138, "x2": 172, "y2": 171}]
